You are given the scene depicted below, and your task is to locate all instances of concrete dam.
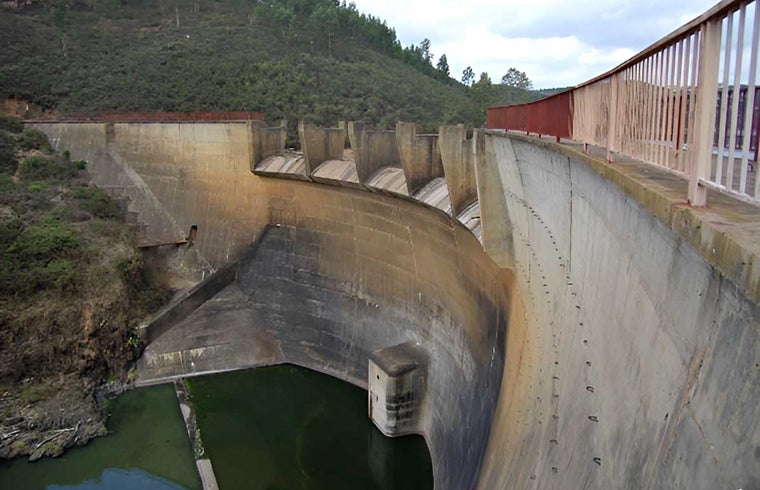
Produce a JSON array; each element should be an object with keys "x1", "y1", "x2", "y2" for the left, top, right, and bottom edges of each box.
[{"x1": 32, "y1": 118, "x2": 759, "y2": 490}]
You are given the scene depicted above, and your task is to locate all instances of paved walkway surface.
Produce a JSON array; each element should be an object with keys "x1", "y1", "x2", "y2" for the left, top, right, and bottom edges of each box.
[{"x1": 558, "y1": 138, "x2": 757, "y2": 201}]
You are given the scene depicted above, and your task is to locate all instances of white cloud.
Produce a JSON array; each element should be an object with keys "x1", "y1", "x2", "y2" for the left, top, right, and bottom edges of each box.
[{"x1": 350, "y1": 0, "x2": 718, "y2": 88}]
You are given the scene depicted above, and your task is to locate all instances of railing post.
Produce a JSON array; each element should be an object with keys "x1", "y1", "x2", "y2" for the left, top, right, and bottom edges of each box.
[
  {"x1": 607, "y1": 73, "x2": 619, "y2": 162},
  {"x1": 687, "y1": 18, "x2": 721, "y2": 207}
]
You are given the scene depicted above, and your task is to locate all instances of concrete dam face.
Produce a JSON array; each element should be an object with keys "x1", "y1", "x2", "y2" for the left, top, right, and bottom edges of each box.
[{"x1": 34, "y1": 121, "x2": 759, "y2": 490}]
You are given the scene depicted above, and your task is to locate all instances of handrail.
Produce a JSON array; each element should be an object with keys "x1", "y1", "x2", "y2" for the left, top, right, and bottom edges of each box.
[{"x1": 488, "y1": 0, "x2": 760, "y2": 206}]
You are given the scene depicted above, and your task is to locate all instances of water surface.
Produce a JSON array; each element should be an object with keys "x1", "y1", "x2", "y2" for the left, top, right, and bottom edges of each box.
[
  {"x1": 0, "y1": 384, "x2": 200, "y2": 490},
  {"x1": 1, "y1": 365, "x2": 434, "y2": 490},
  {"x1": 187, "y1": 365, "x2": 433, "y2": 490}
]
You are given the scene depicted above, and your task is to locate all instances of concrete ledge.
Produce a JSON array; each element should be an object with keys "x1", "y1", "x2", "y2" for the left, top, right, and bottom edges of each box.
[
  {"x1": 251, "y1": 169, "x2": 310, "y2": 181},
  {"x1": 497, "y1": 132, "x2": 760, "y2": 305},
  {"x1": 139, "y1": 260, "x2": 239, "y2": 343},
  {"x1": 254, "y1": 162, "x2": 470, "y2": 234}
]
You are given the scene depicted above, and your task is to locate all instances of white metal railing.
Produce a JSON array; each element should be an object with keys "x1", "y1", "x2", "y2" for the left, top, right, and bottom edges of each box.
[{"x1": 571, "y1": 0, "x2": 759, "y2": 205}]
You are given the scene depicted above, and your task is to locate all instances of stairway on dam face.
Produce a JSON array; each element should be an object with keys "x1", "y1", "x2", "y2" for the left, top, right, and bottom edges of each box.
[{"x1": 32, "y1": 119, "x2": 760, "y2": 490}]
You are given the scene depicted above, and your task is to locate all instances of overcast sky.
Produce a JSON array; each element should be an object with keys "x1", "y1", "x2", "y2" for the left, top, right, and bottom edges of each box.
[{"x1": 350, "y1": 0, "x2": 718, "y2": 89}]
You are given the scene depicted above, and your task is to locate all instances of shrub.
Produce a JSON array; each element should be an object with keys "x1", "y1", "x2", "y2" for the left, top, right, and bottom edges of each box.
[
  {"x1": 115, "y1": 256, "x2": 141, "y2": 284},
  {"x1": 0, "y1": 115, "x2": 24, "y2": 134},
  {"x1": 20, "y1": 156, "x2": 55, "y2": 182},
  {"x1": 19, "y1": 155, "x2": 75, "y2": 182},
  {"x1": 18, "y1": 129, "x2": 52, "y2": 154},
  {"x1": 3, "y1": 261, "x2": 77, "y2": 295},
  {"x1": 28, "y1": 182, "x2": 49, "y2": 192},
  {"x1": 7, "y1": 222, "x2": 81, "y2": 259},
  {"x1": 0, "y1": 173, "x2": 14, "y2": 192},
  {"x1": 46, "y1": 258, "x2": 79, "y2": 290},
  {"x1": 74, "y1": 185, "x2": 120, "y2": 219},
  {"x1": 0, "y1": 217, "x2": 22, "y2": 250},
  {"x1": 0, "y1": 131, "x2": 17, "y2": 174},
  {"x1": 0, "y1": 218, "x2": 81, "y2": 295},
  {"x1": 115, "y1": 254, "x2": 169, "y2": 313}
]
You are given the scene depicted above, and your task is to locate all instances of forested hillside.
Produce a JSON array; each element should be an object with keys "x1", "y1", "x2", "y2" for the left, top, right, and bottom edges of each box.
[{"x1": 0, "y1": 0, "x2": 546, "y2": 129}]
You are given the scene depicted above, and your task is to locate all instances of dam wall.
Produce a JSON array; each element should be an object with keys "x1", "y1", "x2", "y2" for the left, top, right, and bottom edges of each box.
[
  {"x1": 476, "y1": 132, "x2": 759, "y2": 490},
  {"x1": 32, "y1": 122, "x2": 759, "y2": 489},
  {"x1": 237, "y1": 214, "x2": 507, "y2": 490},
  {"x1": 37, "y1": 121, "x2": 268, "y2": 267},
  {"x1": 34, "y1": 121, "x2": 511, "y2": 490}
]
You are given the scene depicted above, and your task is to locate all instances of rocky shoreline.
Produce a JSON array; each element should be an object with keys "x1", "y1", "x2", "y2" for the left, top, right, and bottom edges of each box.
[{"x1": 0, "y1": 376, "x2": 136, "y2": 461}]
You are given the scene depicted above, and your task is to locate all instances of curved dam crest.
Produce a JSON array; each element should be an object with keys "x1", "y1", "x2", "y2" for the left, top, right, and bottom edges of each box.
[{"x1": 33, "y1": 121, "x2": 759, "y2": 489}]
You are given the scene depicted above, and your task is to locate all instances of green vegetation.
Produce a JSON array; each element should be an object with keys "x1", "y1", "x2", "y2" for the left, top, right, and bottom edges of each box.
[
  {"x1": 114, "y1": 254, "x2": 169, "y2": 314},
  {"x1": 20, "y1": 155, "x2": 74, "y2": 181},
  {"x1": 8, "y1": 220, "x2": 81, "y2": 260},
  {"x1": 0, "y1": 131, "x2": 17, "y2": 174},
  {"x1": 0, "y1": 0, "x2": 548, "y2": 129},
  {"x1": 501, "y1": 67, "x2": 532, "y2": 90},
  {"x1": 74, "y1": 184, "x2": 120, "y2": 219},
  {"x1": 0, "y1": 173, "x2": 14, "y2": 192},
  {"x1": 0, "y1": 117, "x2": 165, "y2": 308},
  {"x1": 18, "y1": 128, "x2": 52, "y2": 153},
  {"x1": 0, "y1": 114, "x2": 24, "y2": 133},
  {"x1": 0, "y1": 115, "x2": 173, "y2": 460}
]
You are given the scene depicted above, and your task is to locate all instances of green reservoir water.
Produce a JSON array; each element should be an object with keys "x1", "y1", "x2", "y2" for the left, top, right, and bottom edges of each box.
[
  {"x1": 187, "y1": 365, "x2": 433, "y2": 490},
  {"x1": 0, "y1": 365, "x2": 433, "y2": 490},
  {"x1": 0, "y1": 384, "x2": 201, "y2": 490}
]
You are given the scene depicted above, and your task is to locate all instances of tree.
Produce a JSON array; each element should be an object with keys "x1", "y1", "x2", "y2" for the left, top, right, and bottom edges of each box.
[
  {"x1": 51, "y1": 0, "x2": 69, "y2": 57},
  {"x1": 419, "y1": 38, "x2": 432, "y2": 64},
  {"x1": 501, "y1": 67, "x2": 533, "y2": 89},
  {"x1": 474, "y1": 72, "x2": 492, "y2": 87},
  {"x1": 311, "y1": 4, "x2": 339, "y2": 57},
  {"x1": 255, "y1": 2, "x2": 296, "y2": 40},
  {"x1": 436, "y1": 54, "x2": 450, "y2": 78},
  {"x1": 461, "y1": 66, "x2": 474, "y2": 86}
]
